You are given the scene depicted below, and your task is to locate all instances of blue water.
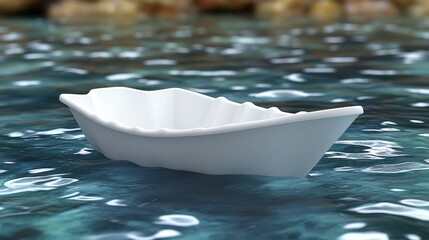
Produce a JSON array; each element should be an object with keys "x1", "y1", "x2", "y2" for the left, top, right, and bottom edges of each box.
[{"x1": 1, "y1": 16, "x2": 429, "y2": 239}]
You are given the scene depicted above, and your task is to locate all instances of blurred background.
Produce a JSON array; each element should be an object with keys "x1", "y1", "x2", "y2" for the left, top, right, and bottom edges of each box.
[{"x1": 0, "y1": 0, "x2": 428, "y2": 22}]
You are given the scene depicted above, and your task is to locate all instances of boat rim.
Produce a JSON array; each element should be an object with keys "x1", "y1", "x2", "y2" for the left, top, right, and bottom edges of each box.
[{"x1": 59, "y1": 87, "x2": 364, "y2": 137}]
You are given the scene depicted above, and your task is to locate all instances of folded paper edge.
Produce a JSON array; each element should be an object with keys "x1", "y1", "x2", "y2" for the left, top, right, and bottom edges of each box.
[{"x1": 60, "y1": 87, "x2": 364, "y2": 137}]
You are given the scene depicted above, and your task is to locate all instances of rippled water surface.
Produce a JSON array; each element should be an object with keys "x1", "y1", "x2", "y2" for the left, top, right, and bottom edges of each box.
[{"x1": 1, "y1": 16, "x2": 429, "y2": 239}]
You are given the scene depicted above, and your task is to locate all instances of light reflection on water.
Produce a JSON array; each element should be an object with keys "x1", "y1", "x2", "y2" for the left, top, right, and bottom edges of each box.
[
  {"x1": 326, "y1": 140, "x2": 404, "y2": 160},
  {"x1": 0, "y1": 174, "x2": 78, "y2": 195},
  {"x1": 1, "y1": 16, "x2": 429, "y2": 239},
  {"x1": 351, "y1": 202, "x2": 429, "y2": 221}
]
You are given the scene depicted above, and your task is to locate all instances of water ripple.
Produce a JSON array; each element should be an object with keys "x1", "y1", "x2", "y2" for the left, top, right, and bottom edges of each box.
[
  {"x1": 59, "y1": 192, "x2": 80, "y2": 198},
  {"x1": 24, "y1": 53, "x2": 49, "y2": 59},
  {"x1": 304, "y1": 67, "x2": 336, "y2": 73},
  {"x1": 36, "y1": 128, "x2": 80, "y2": 136},
  {"x1": 400, "y1": 199, "x2": 429, "y2": 207},
  {"x1": 69, "y1": 195, "x2": 104, "y2": 201},
  {"x1": 169, "y1": 70, "x2": 236, "y2": 76},
  {"x1": 411, "y1": 102, "x2": 429, "y2": 108},
  {"x1": 55, "y1": 66, "x2": 88, "y2": 75},
  {"x1": 324, "y1": 36, "x2": 345, "y2": 44},
  {"x1": 405, "y1": 234, "x2": 421, "y2": 240},
  {"x1": 89, "y1": 51, "x2": 112, "y2": 58},
  {"x1": 144, "y1": 59, "x2": 177, "y2": 66},
  {"x1": 28, "y1": 41, "x2": 52, "y2": 51},
  {"x1": 326, "y1": 140, "x2": 404, "y2": 160},
  {"x1": 335, "y1": 166, "x2": 355, "y2": 172},
  {"x1": 324, "y1": 57, "x2": 357, "y2": 63},
  {"x1": 351, "y1": 202, "x2": 429, "y2": 221},
  {"x1": 231, "y1": 36, "x2": 269, "y2": 45},
  {"x1": 407, "y1": 88, "x2": 429, "y2": 95},
  {"x1": 4, "y1": 44, "x2": 24, "y2": 55},
  {"x1": 137, "y1": 79, "x2": 162, "y2": 86},
  {"x1": 7, "y1": 132, "x2": 25, "y2": 138},
  {"x1": 187, "y1": 88, "x2": 216, "y2": 93},
  {"x1": 155, "y1": 215, "x2": 199, "y2": 227},
  {"x1": 362, "y1": 162, "x2": 429, "y2": 174},
  {"x1": 340, "y1": 78, "x2": 370, "y2": 84},
  {"x1": 28, "y1": 168, "x2": 55, "y2": 174},
  {"x1": 361, "y1": 69, "x2": 398, "y2": 75},
  {"x1": 1, "y1": 32, "x2": 24, "y2": 41},
  {"x1": 343, "y1": 222, "x2": 366, "y2": 229},
  {"x1": 87, "y1": 229, "x2": 181, "y2": 240},
  {"x1": 0, "y1": 174, "x2": 78, "y2": 195},
  {"x1": 106, "y1": 73, "x2": 141, "y2": 81},
  {"x1": 249, "y1": 89, "x2": 323, "y2": 98},
  {"x1": 283, "y1": 73, "x2": 305, "y2": 82},
  {"x1": 270, "y1": 58, "x2": 302, "y2": 64},
  {"x1": 13, "y1": 80, "x2": 41, "y2": 87},
  {"x1": 106, "y1": 199, "x2": 127, "y2": 207},
  {"x1": 390, "y1": 188, "x2": 406, "y2": 192},
  {"x1": 119, "y1": 51, "x2": 141, "y2": 59},
  {"x1": 61, "y1": 134, "x2": 85, "y2": 140},
  {"x1": 362, "y1": 128, "x2": 400, "y2": 132},
  {"x1": 74, "y1": 148, "x2": 93, "y2": 155},
  {"x1": 381, "y1": 121, "x2": 397, "y2": 126},
  {"x1": 331, "y1": 98, "x2": 351, "y2": 103},
  {"x1": 338, "y1": 232, "x2": 388, "y2": 240}
]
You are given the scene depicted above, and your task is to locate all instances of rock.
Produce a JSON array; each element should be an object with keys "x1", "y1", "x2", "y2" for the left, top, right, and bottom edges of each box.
[
  {"x1": 132, "y1": 0, "x2": 191, "y2": 18},
  {"x1": 48, "y1": 0, "x2": 90, "y2": 22},
  {"x1": 344, "y1": 0, "x2": 399, "y2": 19},
  {"x1": 48, "y1": 0, "x2": 141, "y2": 23},
  {"x1": 195, "y1": 0, "x2": 254, "y2": 12},
  {"x1": 97, "y1": 0, "x2": 141, "y2": 16},
  {"x1": 410, "y1": 0, "x2": 429, "y2": 17},
  {"x1": 309, "y1": 0, "x2": 342, "y2": 22},
  {"x1": 0, "y1": 0, "x2": 42, "y2": 15},
  {"x1": 391, "y1": 0, "x2": 413, "y2": 8},
  {"x1": 256, "y1": 0, "x2": 310, "y2": 19}
]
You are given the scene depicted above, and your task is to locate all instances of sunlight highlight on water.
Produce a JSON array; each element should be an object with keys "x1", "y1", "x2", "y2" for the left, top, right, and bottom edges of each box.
[
  {"x1": 351, "y1": 202, "x2": 429, "y2": 221},
  {"x1": 0, "y1": 174, "x2": 78, "y2": 195},
  {"x1": 327, "y1": 140, "x2": 404, "y2": 160}
]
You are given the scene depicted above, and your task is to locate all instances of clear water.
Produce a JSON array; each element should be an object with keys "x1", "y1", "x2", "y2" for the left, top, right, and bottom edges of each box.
[{"x1": 1, "y1": 16, "x2": 429, "y2": 239}]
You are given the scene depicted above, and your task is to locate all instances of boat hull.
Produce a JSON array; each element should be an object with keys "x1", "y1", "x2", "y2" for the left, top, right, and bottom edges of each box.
[{"x1": 70, "y1": 109, "x2": 359, "y2": 177}]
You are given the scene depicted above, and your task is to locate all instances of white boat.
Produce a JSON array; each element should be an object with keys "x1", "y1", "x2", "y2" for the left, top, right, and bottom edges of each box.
[{"x1": 60, "y1": 87, "x2": 363, "y2": 177}]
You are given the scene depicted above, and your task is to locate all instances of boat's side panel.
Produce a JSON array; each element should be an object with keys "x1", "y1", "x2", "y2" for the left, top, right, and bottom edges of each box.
[{"x1": 70, "y1": 109, "x2": 359, "y2": 177}]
